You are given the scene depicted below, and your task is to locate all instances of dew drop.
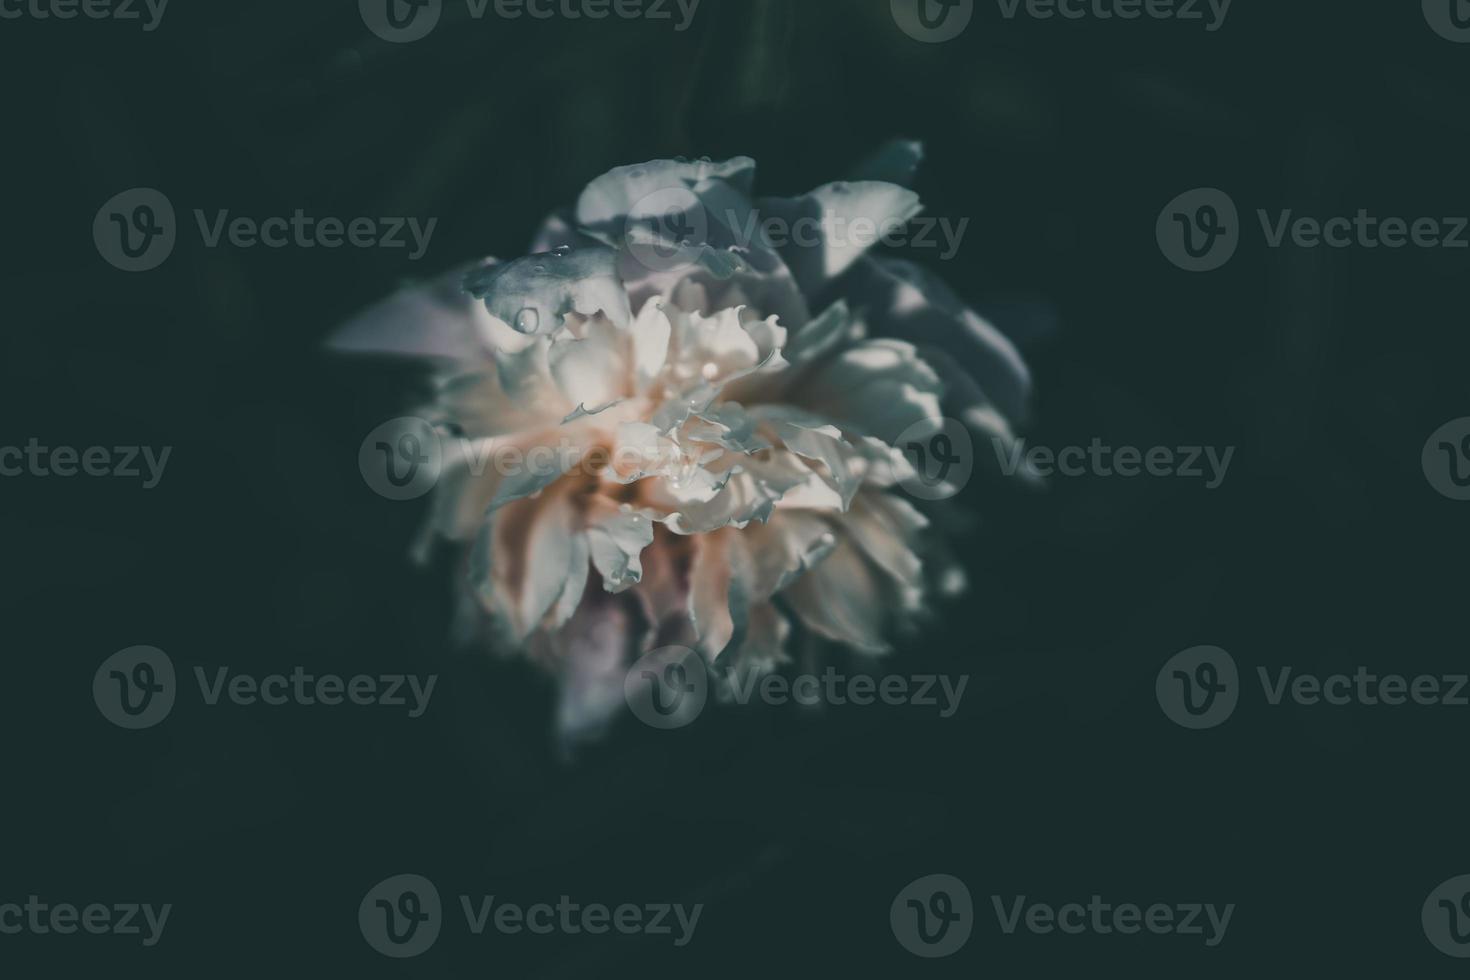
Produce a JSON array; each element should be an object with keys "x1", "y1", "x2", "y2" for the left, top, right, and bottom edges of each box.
[{"x1": 513, "y1": 308, "x2": 540, "y2": 334}]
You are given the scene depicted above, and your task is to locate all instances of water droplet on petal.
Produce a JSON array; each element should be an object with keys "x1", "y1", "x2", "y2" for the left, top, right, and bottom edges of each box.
[{"x1": 513, "y1": 308, "x2": 540, "y2": 334}]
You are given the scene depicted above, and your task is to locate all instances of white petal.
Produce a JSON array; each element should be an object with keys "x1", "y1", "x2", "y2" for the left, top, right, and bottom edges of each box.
[
  {"x1": 630, "y1": 299, "x2": 672, "y2": 391},
  {"x1": 464, "y1": 245, "x2": 632, "y2": 333},
  {"x1": 328, "y1": 259, "x2": 505, "y2": 361},
  {"x1": 798, "y1": 339, "x2": 944, "y2": 445},
  {"x1": 727, "y1": 601, "x2": 792, "y2": 672},
  {"x1": 734, "y1": 512, "x2": 836, "y2": 600},
  {"x1": 846, "y1": 493, "x2": 926, "y2": 612},
  {"x1": 688, "y1": 531, "x2": 751, "y2": 660},
  {"x1": 679, "y1": 307, "x2": 760, "y2": 380},
  {"x1": 549, "y1": 534, "x2": 592, "y2": 630},
  {"x1": 575, "y1": 157, "x2": 757, "y2": 232},
  {"x1": 548, "y1": 317, "x2": 629, "y2": 410},
  {"x1": 655, "y1": 470, "x2": 780, "y2": 535},
  {"x1": 782, "y1": 300, "x2": 854, "y2": 366},
  {"x1": 468, "y1": 481, "x2": 581, "y2": 641},
  {"x1": 587, "y1": 505, "x2": 656, "y2": 593},
  {"x1": 433, "y1": 363, "x2": 567, "y2": 439},
  {"x1": 783, "y1": 538, "x2": 890, "y2": 654},
  {"x1": 486, "y1": 447, "x2": 574, "y2": 514},
  {"x1": 756, "y1": 181, "x2": 922, "y2": 293},
  {"x1": 848, "y1": 256, "x2": 1032, "y2": 423},
  {"x1": 767, "y1": 417, "x2": 861, "y2": 509},
  {"x1": 543, "y1": 591, "x2": 637, "y2": 745},
  {"x1": 608, "y1": 421, "x2": 672, "y2": 482}
]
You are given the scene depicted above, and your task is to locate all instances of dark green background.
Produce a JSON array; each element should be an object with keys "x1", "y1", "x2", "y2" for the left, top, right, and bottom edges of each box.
[{"x1": 2, "y1": 0, "x2": 1468, "y2": 974}]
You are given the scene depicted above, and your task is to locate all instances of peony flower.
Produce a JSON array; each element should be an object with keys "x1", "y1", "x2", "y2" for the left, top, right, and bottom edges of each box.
[{"x1": 332, "y1": 145, "x2": 1032, "y2": 741}]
